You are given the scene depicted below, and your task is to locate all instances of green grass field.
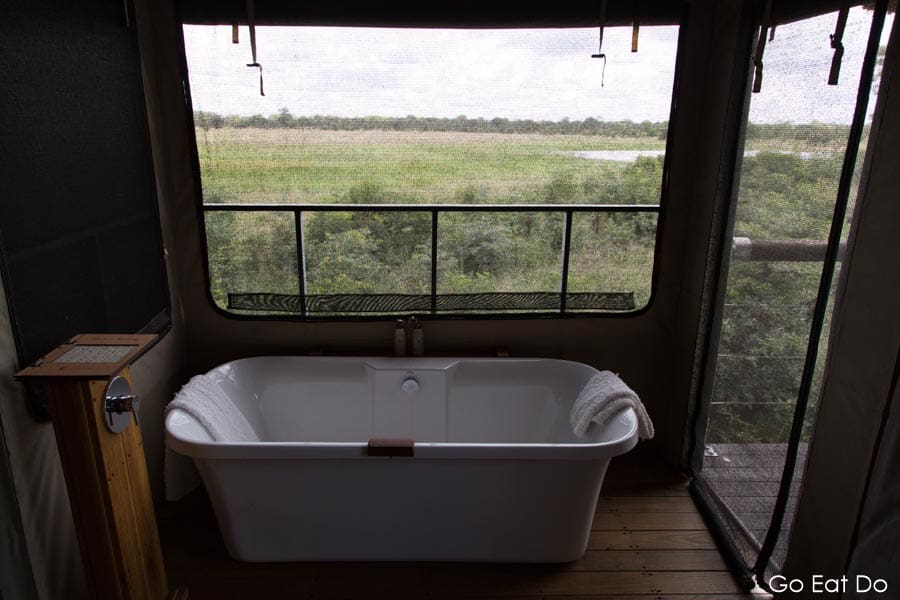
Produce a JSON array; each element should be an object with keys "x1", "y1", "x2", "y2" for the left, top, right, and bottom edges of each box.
[{"x1": 195, "y1": 128, "x2": 667, "y2": 205}]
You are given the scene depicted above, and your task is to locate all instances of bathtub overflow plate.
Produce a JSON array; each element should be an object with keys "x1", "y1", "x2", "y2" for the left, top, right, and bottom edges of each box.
[{"x1": 401, "y1": 377, "x2": 420, "y2": 394}]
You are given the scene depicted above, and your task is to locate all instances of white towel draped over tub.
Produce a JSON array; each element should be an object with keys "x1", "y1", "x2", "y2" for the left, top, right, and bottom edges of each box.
[
  {"x1": 570, "y1": 371, "x2": 654, "y2": 439},
  {"x1": 167, "y1": 374, "x2": 259, "y2": 442},
  {"x1": 164, "y1": 374, "x2": 260, "y2": 500}
]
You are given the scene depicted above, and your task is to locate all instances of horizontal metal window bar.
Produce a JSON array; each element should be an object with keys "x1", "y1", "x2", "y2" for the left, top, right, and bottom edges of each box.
[
  {"x1": 710, "y1": 402, "x2": 804, "y2": 405},
  {"x1": 723, "y1": 303, "x2": 815, "y2": 308},
  {"x1": 732, "y1": 237, "x2": 846, "y2": 262},
  {"x1": 202, "y1": 202, "x2": 660, "y2": 213},
  {"x1": 716, "y1": 354, "x2": 807, "y2": 360}
]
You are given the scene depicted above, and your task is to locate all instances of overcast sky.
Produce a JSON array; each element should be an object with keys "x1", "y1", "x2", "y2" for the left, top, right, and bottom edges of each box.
[{"x1": 183, "y1": 8, "x2": 891, "y2": 124}]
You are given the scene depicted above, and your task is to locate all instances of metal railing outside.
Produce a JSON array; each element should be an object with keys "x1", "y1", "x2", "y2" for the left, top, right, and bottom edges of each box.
[{"x1": 203, "y1": 202, "x2": 661, "y2": 318}]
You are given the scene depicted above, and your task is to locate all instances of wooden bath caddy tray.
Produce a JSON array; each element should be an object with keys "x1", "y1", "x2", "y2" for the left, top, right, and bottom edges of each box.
[{"x1": 17, "y1": 333, "x2": 158, "y2": 379}]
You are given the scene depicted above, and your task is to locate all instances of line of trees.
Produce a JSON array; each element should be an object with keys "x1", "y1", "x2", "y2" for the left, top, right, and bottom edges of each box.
[
  {"x1": 194, "y1": 109, "x2": 671, "y2": 138},
  {"x1": 195, "y1": 109, "x2": 852, "y2": 146},
  {"x1": 745, "y1": 122, "x2": 851, "y2": 146}
]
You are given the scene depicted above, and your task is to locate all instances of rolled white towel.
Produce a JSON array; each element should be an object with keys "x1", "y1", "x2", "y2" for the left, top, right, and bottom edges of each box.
[
  {"x1": 166, "y1": 374, "x2": 259, "y2": 442},
  {"x1": 165, "y1": 374, "x2": 260, "y2": 501},
  {"x1": 571, "y1": 371, "x2": 654, "y2": 439}
]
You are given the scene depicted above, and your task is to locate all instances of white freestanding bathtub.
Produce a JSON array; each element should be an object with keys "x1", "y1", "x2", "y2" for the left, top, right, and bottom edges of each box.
[{"x1": 165, "y1": 356, "x2": 639, "y2": 563}]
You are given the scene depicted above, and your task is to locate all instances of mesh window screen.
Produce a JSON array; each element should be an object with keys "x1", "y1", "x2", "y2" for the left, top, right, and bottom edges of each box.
[
  {"x1": 184, "y1": 25, "x2": 678, "y2": 317},
  {"x1": 568, "y1": 211, "x2": 658, "y2": 310},
  {"x1": 436, "y1": 212, "x2": 563, "y2": 313},
  {"x1": 697, "y1": 6, "x2": 894, "y2": 583},
  {"x1": 205, "y1": 210, "x2": 299, "y2": 312}
]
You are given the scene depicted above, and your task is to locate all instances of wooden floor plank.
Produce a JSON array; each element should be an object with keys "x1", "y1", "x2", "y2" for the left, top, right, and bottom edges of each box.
[
  {"x1": 518, "y1": 596, "x2": 768, "y2": 599},
  {"x1": 589, "y1": 529, "x2": 718, "y2": 550},
  {"x1": 600, "y1": 481, "x2": 691, "y2": 497},
  {"x1": 290, "y1": 570, "x2": 745, "y2": 598},
  {"x1": 457, "y1": 597, "x2": 766, "y2": 600},
  {"x1": 592, "y1": 512, "x2": 708, "y2": 531},
  {"x1": 570, "y1": 549, "x2": 729, "y2": 572},
  {"x1": 166, "y1": 549, "x2": 730, "y2": 583},
  {"x1": 176, "y1": 581, "x2": 760, "y2": 600},
  {"x1": 173, "y1": 570, "x2": 747, "y2": 598},
  {"x1": 180, "y1": 591, "x2": 762, "y2": 600},
  {"x1": 596, "y1": 496, "x2": 698, "y2": 513}
]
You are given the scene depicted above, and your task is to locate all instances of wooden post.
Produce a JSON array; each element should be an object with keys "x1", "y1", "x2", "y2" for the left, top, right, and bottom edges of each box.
[{"x1": 17, "y1": 334, "x2": 181, "y2": 600}]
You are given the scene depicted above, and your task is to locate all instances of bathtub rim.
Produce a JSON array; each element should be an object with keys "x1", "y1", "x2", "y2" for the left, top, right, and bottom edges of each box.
[
  {"x1": 166, "y1": 412, "x2": 639, "y2": 460},
  {"x1": 165, "y1": 355, "x2": 641, "y2": 461}
]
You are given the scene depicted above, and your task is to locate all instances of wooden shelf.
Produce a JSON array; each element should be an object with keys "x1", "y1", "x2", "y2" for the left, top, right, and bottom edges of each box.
[{"x1": 14, "y1": 334, "x2": 174, "y2": 599}]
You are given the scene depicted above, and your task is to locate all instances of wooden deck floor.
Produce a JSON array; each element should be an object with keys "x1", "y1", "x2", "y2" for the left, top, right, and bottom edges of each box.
[
  {"x1": 702, "y1": 442, "x2": 808, "y2": 566},
  {"x1": 158, "y1": 451, "x2": 769, "y2": 599}
]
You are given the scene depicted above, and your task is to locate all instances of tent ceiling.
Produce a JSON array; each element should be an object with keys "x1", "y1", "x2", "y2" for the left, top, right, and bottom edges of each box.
[{"x1": 178, "y1": 0, "x2": 867, "y2": 28}]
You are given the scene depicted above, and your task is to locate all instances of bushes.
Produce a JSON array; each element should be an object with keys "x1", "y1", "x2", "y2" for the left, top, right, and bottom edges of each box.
[{"x1": 202, "y1": 136, "x2": 672, "y2": 307}]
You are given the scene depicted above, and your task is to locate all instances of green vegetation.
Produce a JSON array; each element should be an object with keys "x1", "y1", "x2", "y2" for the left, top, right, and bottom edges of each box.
[
  {"x1": 195, "y1": 126, "x2": 665, "y2": 206},
  {"x1": 199, "y1": 118, "x2": 667, "y2": 308},
  {"x1": 707, "y1": 153, "x2": 847, "y2": 444},
  {"x1": 195, "y1": 110, "x2": 672, "y2": 138}
]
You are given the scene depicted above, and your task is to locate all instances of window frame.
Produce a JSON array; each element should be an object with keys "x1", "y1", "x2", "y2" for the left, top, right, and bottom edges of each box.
[{"x1": 177, "y1": 17, "x2": 686, "y2": 322}]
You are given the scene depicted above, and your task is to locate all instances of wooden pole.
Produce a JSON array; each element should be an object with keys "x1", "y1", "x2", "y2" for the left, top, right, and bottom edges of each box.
[{"x1": 17, "y1": 334, "x2": 182, "y2": 599}]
